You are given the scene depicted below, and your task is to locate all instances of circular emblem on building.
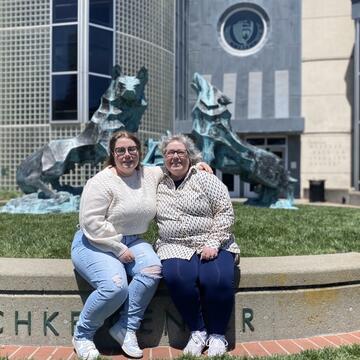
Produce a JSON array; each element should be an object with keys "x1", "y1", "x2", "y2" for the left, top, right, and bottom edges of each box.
[{"x1": 218, "y1": 4, "x2": 269, "y2": 56}]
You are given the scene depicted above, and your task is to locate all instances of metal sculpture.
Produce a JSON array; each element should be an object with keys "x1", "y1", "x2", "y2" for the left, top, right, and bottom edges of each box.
[
  {"x1": 142, "y1": 138, "x2": 164, "y2": 167},
  {"x1": 191, "y1": 72, "x2": 297, "y2": 207},
  {"x1": 16, "y1": 65, "x2": 148, "y2": 199},
  {"x1": 142, "y1": 131, "x2": 173, "y2": 167}
]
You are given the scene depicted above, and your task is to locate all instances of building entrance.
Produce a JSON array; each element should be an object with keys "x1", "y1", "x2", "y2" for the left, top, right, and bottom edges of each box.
[
  {"x1": 215, "y1": 170, "x2": 241, "y2": 197},
  {"x1": 243, "y1": 137, "x2": 288, "y2": 198}
]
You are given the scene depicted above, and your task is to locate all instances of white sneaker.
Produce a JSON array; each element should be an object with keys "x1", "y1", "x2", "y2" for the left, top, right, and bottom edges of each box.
[
  {"x1": 207, "y1": 334, "x2": 228, "y2": 356},
  {"x1": 72, "y1": 337, "x2": 100, "y2": 360},
  {"x1": 183, "y1": 330, "x2": 207, "y2": 356},
  {"x1": 109, "y1": 323, "x2": 143, "y2": 358}
]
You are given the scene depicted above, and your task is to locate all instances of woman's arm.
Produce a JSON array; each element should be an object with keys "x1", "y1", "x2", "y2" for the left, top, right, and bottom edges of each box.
[{"x1": 79, "y1": 177, "x2": 128, "y2": 257}]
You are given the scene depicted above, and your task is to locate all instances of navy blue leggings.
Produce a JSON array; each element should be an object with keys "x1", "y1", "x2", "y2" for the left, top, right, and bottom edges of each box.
[{"x1": 162, "y1": 250, "x2": 235, "y2": 335}]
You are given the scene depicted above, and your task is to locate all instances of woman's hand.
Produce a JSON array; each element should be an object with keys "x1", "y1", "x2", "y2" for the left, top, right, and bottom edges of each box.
[
  {"x1": 196, "y1": 162, "x2": 213, "y2": 174},
  {"x1": 200, "y1": 246, "x2": 218, "y2": 261},
  {"x1": 119, "y1": 249, "x2": 135, "y2": 263}
]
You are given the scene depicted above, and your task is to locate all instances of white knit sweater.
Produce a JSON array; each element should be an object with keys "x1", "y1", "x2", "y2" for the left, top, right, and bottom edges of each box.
[{"x1": 79, "y1": 166, "x2": 163, "y2": 257}]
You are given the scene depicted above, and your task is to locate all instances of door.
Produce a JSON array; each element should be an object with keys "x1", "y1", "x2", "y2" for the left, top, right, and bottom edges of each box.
[
  {"x1": 243, "y1": 145, "x2": 287, "y2": 198},
  {"x1": 215, "y1": 170, "x2": 240, "y2": 197}
]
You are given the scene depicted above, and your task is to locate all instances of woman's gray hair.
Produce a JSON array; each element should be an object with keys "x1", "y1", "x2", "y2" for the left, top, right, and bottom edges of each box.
[{"x1": 159, "y1": 134, "x2": 202, "y2": 165}]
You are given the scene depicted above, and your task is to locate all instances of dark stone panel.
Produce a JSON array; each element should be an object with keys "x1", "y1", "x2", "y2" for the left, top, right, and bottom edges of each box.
[
  {"x1": 175, "y1": 117, "x2": 304, "y2": 137},
  {"x1": 231, "y1": 118, "x2": 304, "y2": 134},
  {"x1": 289, "y1": 71, "x2": 302, "y2": 97},
  {"x1": 352, "y1": 2, "x2": 360, "y2": 19},
  {"x1": 289, "y1": 46, "x2": 302, "y2": 70},
  {"x1": 235, "y1": 71, "x2": 249, "y2": 104},
  {"x1": 237, "y1": 97, "x2": 249, "y2": 120},
  {"x1": 274, "y1": 0, "x2": 301, "y2": 21},
  {"x1": 262, "y1": 95, "x2": 275, "y2": 119},
  {"x1": 290, "y1": 96, "x2": 302, "y2": 118}
]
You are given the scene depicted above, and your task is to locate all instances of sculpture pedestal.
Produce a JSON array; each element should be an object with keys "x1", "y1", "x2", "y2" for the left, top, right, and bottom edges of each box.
[{"x1": 0, "y1": 191, "x2": 80, "y2": 214}]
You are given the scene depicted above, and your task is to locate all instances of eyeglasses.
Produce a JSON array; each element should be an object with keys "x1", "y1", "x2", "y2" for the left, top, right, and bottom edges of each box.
[
  {"x1": 165, "y1": 150, "x2": 188, "y2": 158},
  {"x1": 114, "y1": 146, "x2": 138, "y2": 156}
]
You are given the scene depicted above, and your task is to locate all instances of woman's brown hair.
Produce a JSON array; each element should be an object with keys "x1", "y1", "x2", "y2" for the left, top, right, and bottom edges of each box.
[{"x1": 105, "y1": 131, "x2": 142, "y2": 170}]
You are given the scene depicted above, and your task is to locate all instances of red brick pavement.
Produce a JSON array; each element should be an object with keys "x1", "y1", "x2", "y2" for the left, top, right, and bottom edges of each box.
[{"x1": 1, "y1": 331, "x2": 360, "y2": 359}]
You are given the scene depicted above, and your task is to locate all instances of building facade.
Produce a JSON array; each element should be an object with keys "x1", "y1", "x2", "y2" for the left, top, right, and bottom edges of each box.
[
  {"x1": 303, "y1": 0, "x2": 353, "y2": 202},
  {"x1": 175, "y1": 0, "x2": 356, "y2": 201},
  {"x1": 0, "y1": 0, "x2": 174, "y2": 190},
  {"x1": 175, "y1": 0, "x2": 304, "y2": 198}
]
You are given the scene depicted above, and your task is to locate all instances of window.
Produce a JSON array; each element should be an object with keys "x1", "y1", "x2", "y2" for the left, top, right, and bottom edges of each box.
[
  {"x1": 90, "y1": 0, "x2": 113, "y2": 28},
  {"x1": 89, "y1": 75, "x2": 111, "y2": 119},
  {"x1": 52, "y1": 74, "x2": 77, "y2": 121},
  {"x1": 53, "y1": 0, "x2": 77, "y2": 23},
  {"x1": 222, "y1": 173, "x2": 234, "y2": 192},
  {"x1": 89, "y1": 26, "x2": 113, "y2": 75},
  {"x1": 267, "y1": 138, "x2": 286, "y2": 146},
  {"x1": 52, "y1": 25, "x2": 77, "y2": 71},
  {"x1": 247, "y1": 138, "x2": 265, "y2": 146}
]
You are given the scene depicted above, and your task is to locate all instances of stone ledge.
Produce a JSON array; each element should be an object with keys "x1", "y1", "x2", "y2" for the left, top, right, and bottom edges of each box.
[
  {"x1": 1, "y1": 252, "x2": 360, "y2": 292},
  {"x1": 239, "y1": 252, "x2": 360, "y2": 288}
]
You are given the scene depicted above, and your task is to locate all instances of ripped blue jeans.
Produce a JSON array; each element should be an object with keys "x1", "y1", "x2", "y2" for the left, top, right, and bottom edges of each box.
[{"x1": 71, "y1": 230, "x2": 162, "y2": 340}]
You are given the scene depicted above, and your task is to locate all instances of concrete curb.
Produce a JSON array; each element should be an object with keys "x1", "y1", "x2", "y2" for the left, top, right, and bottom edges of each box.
[{"x1": 0, "y1": 253, "x2": 359, "y2": 348}]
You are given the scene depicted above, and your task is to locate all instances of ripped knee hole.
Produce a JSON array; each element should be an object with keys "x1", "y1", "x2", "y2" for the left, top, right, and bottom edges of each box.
[
  {"x1": 111, "y1": 274, "x2": 123, "y2": 287},
  {"x1": 140, "y1": 265, "x2": 162, "y2": 279}
]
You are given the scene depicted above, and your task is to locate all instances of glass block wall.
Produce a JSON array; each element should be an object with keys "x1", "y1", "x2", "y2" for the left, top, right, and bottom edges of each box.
[
  {"x1": 115, "y1": 0, "x2": 175, "y2": 145},
  {"x1": 0, "y1": 0, "x2": 52, "y2": 189},
  {"x1": 0, "y1": 0, "x2": 175, "y2": 190}
]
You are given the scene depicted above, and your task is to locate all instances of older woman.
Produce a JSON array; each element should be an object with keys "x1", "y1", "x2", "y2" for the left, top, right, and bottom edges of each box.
[{"x1": 155, "y1": 134, "x2": 240, "y2": 357}]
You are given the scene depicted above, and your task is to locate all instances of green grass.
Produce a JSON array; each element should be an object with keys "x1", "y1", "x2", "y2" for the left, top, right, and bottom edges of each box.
[
  {"x1": 0, "y1": 213, "x2": 78, "y2": 258},
  {"x1": 234, "y1": 204, "x2": 360, "y2": 257},
  {"x1": 0, "y1": 203, "x2": 360, "y2": 259},
  {"x1": 176, "y1": 344, "x2": 360, "y2": 359}
]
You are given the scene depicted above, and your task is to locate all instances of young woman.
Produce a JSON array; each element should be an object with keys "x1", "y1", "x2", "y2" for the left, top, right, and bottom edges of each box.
[{"x1": 71, "y1": 131, "x2": 162, "y2": 359}]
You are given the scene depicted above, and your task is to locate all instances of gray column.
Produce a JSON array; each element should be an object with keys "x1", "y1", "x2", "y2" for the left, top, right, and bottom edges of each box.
[
  {"x1": 275, "y1": 70, "x2": 289, "y2": 118},
  {"x1": 248, "y1": 71, "x2": 263, "y2": 119},
  {"x1": 223, "y1": 72, "x2": 237, "y2": 119}
]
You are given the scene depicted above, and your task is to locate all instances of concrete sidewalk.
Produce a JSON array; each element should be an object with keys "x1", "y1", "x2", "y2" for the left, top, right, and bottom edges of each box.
[{"x1": 1, "y1": 330, "x2": 360, "y2": 359}]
